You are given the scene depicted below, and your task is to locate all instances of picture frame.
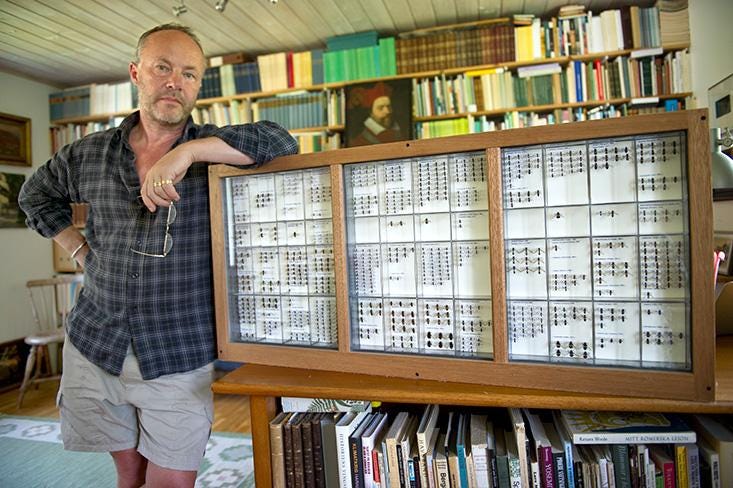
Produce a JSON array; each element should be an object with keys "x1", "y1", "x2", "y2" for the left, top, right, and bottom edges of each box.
[
  {"x1": 345, "y1": 79, "x2": 412, "y2": 147},
  {"x1": 0, "y1": 112, "x2": 32, "y2": 167},
  {"x1": 714, "y1": 233, "x2": 733, "y2": 275},
  {"x1": 0, "y1": 172, "x2": 27, "y2": 228}
]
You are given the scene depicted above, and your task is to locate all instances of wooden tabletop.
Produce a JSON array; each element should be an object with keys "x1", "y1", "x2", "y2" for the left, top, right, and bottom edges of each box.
[{"x1": 214, "y1": 336, "x2": 733, "y2": 414}]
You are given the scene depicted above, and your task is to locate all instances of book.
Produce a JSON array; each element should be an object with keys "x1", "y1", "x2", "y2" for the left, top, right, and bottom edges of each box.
[
  {"x1": 362, "y1": 412, "x2": 389, "y2": 488},
  {"x1": 508, "y1": 408, "x2": 531, "y2": 488},
  {"x1": 609, "y1": 444, "x2": 632, "y2": 488},
  {"x1": 690, "y1": 414, "x2": 733, "y2": 488},
  {"x1": 270, "y1": 411, "x2": 291, "y2": 488},
  {"x1": 416, "y1": 404, "x2": 440, "y2": 488},
  {"x1": 649, "y1": 445, "x2": 676, "y2": 488},
  {"x1": 350, "y1": 412, "x2": 375, "y2": 488},
  {"x1": 697, "y1": 436, "x2": 721, "y2": 488},
  {"x1": 559, "y1": 411, "x2": 697, "y2": 444},
  {"x1": 321, "y1": 413, "x2": 343, "y2": 488},
  {"x1": 523, "y1": 409, "x2": 555, "y2": 488},
  {"x1": 303, "y1": 412, "x2": 317, "y2": 488},
  {"x1": 337, "y1": 411, "x2": 370, "y2": 488},
  {"x1": 385, "y1": 411, "x2": 411, "y2": 488},
  {"x1": 425, "y1": 425, "x2": 441, "y2": 488},
  {"x1": 310, "y1": 413, "x2": 327, "y2": 488},
  {"x1": 293, "y1": 413, "x2": 310, "y2": 488},
  {"x1": 282, "y1": 397, "x2": 373, "y2": 413},
  {"x1": 494, "y1": 422, "x2": 510, "y2": 488},
  {"x1": 434, "y1": 431, "x2": 450, "y2": 488},
  {"x1": 470, "y1": 414, "x2": 491, "y2": 488}
]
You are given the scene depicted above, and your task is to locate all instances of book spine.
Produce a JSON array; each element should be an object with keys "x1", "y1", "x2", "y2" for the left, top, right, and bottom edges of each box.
[{"x1": 611, "y1": 444, "x2": 632, "y2": 488}]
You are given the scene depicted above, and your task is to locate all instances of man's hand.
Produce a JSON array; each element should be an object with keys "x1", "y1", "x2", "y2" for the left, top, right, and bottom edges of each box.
[
  {"x1": 141, "y1": 144, "x2": 192, "y2": 212},
  {"x1": 140, "y1": 137, "x2": 255, "y2": 212}
]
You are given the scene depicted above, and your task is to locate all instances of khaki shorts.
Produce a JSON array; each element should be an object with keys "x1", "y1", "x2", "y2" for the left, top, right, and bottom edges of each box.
[{"x1": 58, "y1": 339, "x2": 214, "y2": 471}]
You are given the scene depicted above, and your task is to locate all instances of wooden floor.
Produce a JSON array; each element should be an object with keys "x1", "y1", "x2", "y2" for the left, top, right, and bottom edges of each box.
[{"x1": 0, "y1": 379, "x2": 252, "y2": 435}]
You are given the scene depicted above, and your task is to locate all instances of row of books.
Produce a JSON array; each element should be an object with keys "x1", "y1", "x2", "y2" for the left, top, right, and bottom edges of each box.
[
  {"x1": 269, "y1": 404, "x2": 733, "y2": 488},
  {"x1": 323, "y1": 38, "x2": 397, "y2": 84},
  {"x1": 413, "y1": 50, "x2": 690, "y2": 118},
  {"x1": 553, "y1": 5, "x2": 669, "y2": 58},
  {"x1": 50, "y1": 118, "x2": 124, "y2": 151},
  {"x1": 190, "y1": 89, "x2": 345, "y2": 132},
  {"x1": 294, "y1": 132, "x2": 342, "y2": 155},
  {"x1": 414, "y1": 100, "x2": 684, "y2": 140},
  {"x1": 200, "y1": 62, "x2": 262, "y2": 99}
]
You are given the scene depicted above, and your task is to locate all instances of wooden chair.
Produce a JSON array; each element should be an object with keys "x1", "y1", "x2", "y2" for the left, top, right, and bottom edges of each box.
[{"x1": 17, "y1": 274, "x2": 83, "y2": 408}]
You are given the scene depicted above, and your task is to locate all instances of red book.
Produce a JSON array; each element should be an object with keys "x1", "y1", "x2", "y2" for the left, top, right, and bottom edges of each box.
[
  {"x1": 594, "y1": 59, "x2": 604, "y2": 100},
  {"x1": 286, "y1": 51, "x2": 294, "y2": 88},
  {"x1": 649, "y1": 446, "x2": 676, "y2": 488}
]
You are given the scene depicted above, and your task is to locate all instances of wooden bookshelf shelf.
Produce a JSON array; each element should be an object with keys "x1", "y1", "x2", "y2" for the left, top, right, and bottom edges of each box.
[
  {"x1": 213, "y1": 336, "x2": 733, "y2": 487},
  {"x1": 413, "y1": 92, "x2": 693, "y2": 122}
]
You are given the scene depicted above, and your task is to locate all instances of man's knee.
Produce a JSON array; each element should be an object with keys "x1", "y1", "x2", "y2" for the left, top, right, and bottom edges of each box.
[{"x1": 111, "y1": 448, "x2": 147, "y2": 488}]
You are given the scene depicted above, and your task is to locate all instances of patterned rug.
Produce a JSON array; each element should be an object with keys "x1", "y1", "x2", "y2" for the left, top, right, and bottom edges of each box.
[{"x1": 0, "y1": 415, "x2": 254, "y2": 488}]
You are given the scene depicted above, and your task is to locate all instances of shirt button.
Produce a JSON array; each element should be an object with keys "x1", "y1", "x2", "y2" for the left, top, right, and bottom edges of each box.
[
  {"x1": 136, "y1": 240, "x2": 142, "y2": 246},
  {"x1": 130, "y1": 272, "x2": 139, "y2": 279}
]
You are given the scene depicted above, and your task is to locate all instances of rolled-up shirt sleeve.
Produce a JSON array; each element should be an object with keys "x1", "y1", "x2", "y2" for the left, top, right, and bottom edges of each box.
[
  {"x1": 18, "y1": 142, "x2": 77, "y2": 238},
  {"x1": 205, "y1": 120, "x2": 299, "y2": 166}
]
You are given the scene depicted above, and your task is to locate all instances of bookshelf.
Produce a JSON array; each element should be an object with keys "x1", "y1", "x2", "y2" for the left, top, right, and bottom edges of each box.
[
  {"x1": 204, "y1": 110, "x2": 727, "y2": 487},
  {"x1": 212, "y1": 336, "x2": 733, "y2": 487},
  {"x1": 48, "y1": 6, "x2": 693, "y2": 153}
]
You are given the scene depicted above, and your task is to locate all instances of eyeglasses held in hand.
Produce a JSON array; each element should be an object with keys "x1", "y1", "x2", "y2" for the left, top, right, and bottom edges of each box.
[{"x1": 130, "y1": 202, "x2": 177, "y2": 258}]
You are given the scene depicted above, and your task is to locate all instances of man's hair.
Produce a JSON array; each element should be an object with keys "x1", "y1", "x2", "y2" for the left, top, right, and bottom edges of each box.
[{"x1": 134, "y1": 23, "x2": 204, "y2": 63}]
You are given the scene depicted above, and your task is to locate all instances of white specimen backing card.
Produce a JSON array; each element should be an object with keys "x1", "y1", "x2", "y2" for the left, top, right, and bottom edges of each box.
[
  {"x1": 345, "y1": 151, "x2": 493, "y2": 359},
  {"x1": 548, "y1": 300, "x2": 593, "y2": 363},
  {"x1": 223, "y1": 168, "x2": 337, "y2": 347},
  {"x1": 546, "y1": 205, "x2": 591, "y2": 238},
  {"x1": 505, "y1": 208, "x2": 546, "y2": 239},
  {"x1": 456, "y1": 300, "x2": 493, "y2": 356},
  {"x1": 588, "y1": 138, "x2": 636, "y2": 204},
  {"x1": 452, "y1": 211, "x2": 490, "y2": 240},
  {"x1": 501, "y1": 132, "x2": 690, "y2": 370},
  {"x1": 544, "y1": 144, "x2": 589, "y2": 206},
  {"x1": 592, "y1": 236, "x2": 639, "y2": 299},
  {"x1": 594, "y1": 301, "x2": 641, "y2": 363},
  {"x1": 638, "y1": 201, "x2": 684, "y2": 235},
  {"x1": 635, "y1": 134, "x2": 683, "y2": 202},
  {"x1": 590, "y1": 203, "x2": 638, "y2": 236},
  {"x1": 454, "y1": 241, "x2": 491, "y2": 297},
  {"x1": 548, "y1": 238, "x2": 592, "y2": 299},
  {"x1": 506, "y1": 239, "x2": 548, "y2": 299},
  {"x1": 508, "y1": 300, "x2": 548, "y2": 357},
  {"x1": 641, "y1": 302, "x2": 687, "y2": 366}
]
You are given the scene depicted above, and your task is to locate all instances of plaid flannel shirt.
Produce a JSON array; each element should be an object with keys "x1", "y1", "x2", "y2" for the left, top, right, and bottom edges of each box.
[{"x1": 19, "y1": 111, "x2": 298, "y2": 379}]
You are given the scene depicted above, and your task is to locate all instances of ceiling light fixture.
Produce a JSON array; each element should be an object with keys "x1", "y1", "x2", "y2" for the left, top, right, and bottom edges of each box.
[
  {"x1": 172, "y1": 1, "x2": 187, "y2": 16},
  {"x1": 215, "y1": 0, "x2": 228, "y2": 12}
]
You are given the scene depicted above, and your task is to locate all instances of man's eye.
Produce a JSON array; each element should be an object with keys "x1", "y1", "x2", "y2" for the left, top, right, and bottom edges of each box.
[
  {"x1": 155, "y1": 64, "x2": 170, "y2": 73},
  {"x1": 184, "y1": 72, "x2": 196, "y2": 80}
]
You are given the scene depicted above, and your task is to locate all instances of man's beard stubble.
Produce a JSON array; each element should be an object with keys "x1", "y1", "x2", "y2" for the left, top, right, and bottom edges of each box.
[{"x1": 138, "y1": 86, "x2": 195, "y2": 126}]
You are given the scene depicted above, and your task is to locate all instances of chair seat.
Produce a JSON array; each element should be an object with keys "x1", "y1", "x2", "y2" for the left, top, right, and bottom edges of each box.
[{"x1": 24, "y1": 329, "x2": 65, "y2": 346}]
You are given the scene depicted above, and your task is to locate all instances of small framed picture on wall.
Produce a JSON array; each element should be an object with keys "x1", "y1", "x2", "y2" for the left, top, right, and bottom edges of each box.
[
  {"x1": 0, "y1": 112, "x2": 32, "y2": 167},
  {"x1": 715, "y1": 233, "x2": 733, "y2": 275}
]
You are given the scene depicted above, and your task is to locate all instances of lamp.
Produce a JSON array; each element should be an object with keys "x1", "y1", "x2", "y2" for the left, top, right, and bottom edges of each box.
[
  {"x1": 708, "y1": 74, "x2": 733, "y2": 200},
  {"x1": 172, "y1": 1, "x2": 187, "y2": 16},
  {"x1": 215, "y1": 0, "x2": 228, "y2": 11}
]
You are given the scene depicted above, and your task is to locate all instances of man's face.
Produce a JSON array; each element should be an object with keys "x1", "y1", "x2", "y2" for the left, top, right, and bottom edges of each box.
[
  {"x1": 130, "y1": 30, "x2": 205, "y2": 126},
  {"x1": 371, "y1": 96, "x2": 393, "y2": 128}
]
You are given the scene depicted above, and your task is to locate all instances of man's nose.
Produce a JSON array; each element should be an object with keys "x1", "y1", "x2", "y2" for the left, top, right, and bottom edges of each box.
[{"x1": 165, "y1": 72, "x2": 183, "y2": 89}]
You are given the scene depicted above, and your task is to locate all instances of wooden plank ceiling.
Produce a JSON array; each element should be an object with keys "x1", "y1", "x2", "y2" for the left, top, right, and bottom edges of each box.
[{"x1": 0, "y1": 0, "x2": 649, "y2": 88}]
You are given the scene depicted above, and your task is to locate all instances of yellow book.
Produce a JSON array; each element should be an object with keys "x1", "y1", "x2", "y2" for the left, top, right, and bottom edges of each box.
[
  {"x1": 514, "y1": 25, "x2": 534, "y2": 61},
  {"x1": 675, "y1": 444, "x2": 689, "y2": 488}
]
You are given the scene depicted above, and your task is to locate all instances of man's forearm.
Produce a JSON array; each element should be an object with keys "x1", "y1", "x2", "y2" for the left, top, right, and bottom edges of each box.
[{"x1": 187, "y1": 137, "x2": 256, "y2": 167}]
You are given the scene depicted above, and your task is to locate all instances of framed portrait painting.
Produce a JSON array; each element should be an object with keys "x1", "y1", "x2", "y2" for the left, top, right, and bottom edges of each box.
[
  {"x1": 715, "y1": 233, "x2": 733, "y2": 275},
  {"x1": 345, "y1": 79, "x2": 412, "y2": 147},
  {"x1": 0, "y1": 112, "x2": 32, "y2": 167}
]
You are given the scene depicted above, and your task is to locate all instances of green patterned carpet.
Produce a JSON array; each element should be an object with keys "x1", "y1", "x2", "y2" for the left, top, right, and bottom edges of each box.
[{"x1": 0, "y1": 415, "x2": 254, "y2": 488}]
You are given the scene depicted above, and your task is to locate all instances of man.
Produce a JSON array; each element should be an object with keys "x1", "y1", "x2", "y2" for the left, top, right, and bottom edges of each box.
[
  {"x1": 19, "y1": 24, "x2": 297, "y2": 487},
  {"x1": 350, "y1": 81, "x2": 404, "y2": 146}
]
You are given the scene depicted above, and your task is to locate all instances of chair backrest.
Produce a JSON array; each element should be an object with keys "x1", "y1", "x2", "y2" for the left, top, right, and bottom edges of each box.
[{"x1": 26, "y1": 274, "x2": 84, "y2": 333}]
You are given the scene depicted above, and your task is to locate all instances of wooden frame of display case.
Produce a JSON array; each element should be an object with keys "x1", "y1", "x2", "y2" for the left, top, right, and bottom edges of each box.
[{"x1": 209, "y1": 109, "x2": 713, "y2": 402}]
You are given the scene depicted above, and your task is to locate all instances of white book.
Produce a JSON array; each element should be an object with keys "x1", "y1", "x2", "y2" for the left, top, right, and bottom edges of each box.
[
  {"x1": 469, "y1": 414, "x2": 490, "y2": 488},
  {"x1": 336, "y1": 411, "x2": 369, "y2": 488},
  {"x1": 425, "y1": 423, "x2": 440, "y2": 488},
  {"x1": 417, "y1": 404, "x2": 440, "y2": 488},
  {"x1": 385, "y1": 412, "x2": 410, "y2": 488},
  {"x1": 363, "y1": 413, "x2": 390, "y2": 488},
  {"x1": 433, "y1": 432, "x2": 450, "y2": 488},
  {"x1": 508, "y1": 408, "x2": 530, "y2": 488},
  {"x1": 400, "y1": 416, "x2": 419, "y2": 487}
]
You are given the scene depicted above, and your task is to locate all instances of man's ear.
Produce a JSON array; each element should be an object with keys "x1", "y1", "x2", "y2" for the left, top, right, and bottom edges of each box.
[{"x1": 129, "y1": 62, "x2": 140, "y2": 84}]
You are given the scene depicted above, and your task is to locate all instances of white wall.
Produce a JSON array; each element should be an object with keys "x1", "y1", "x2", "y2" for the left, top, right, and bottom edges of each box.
[
  {"x1": 0, "y1": 71, "x2": 57, "y2": 343},
  {"x1": 688, "y1": 0, "x2": 733, "y2": 232}
]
